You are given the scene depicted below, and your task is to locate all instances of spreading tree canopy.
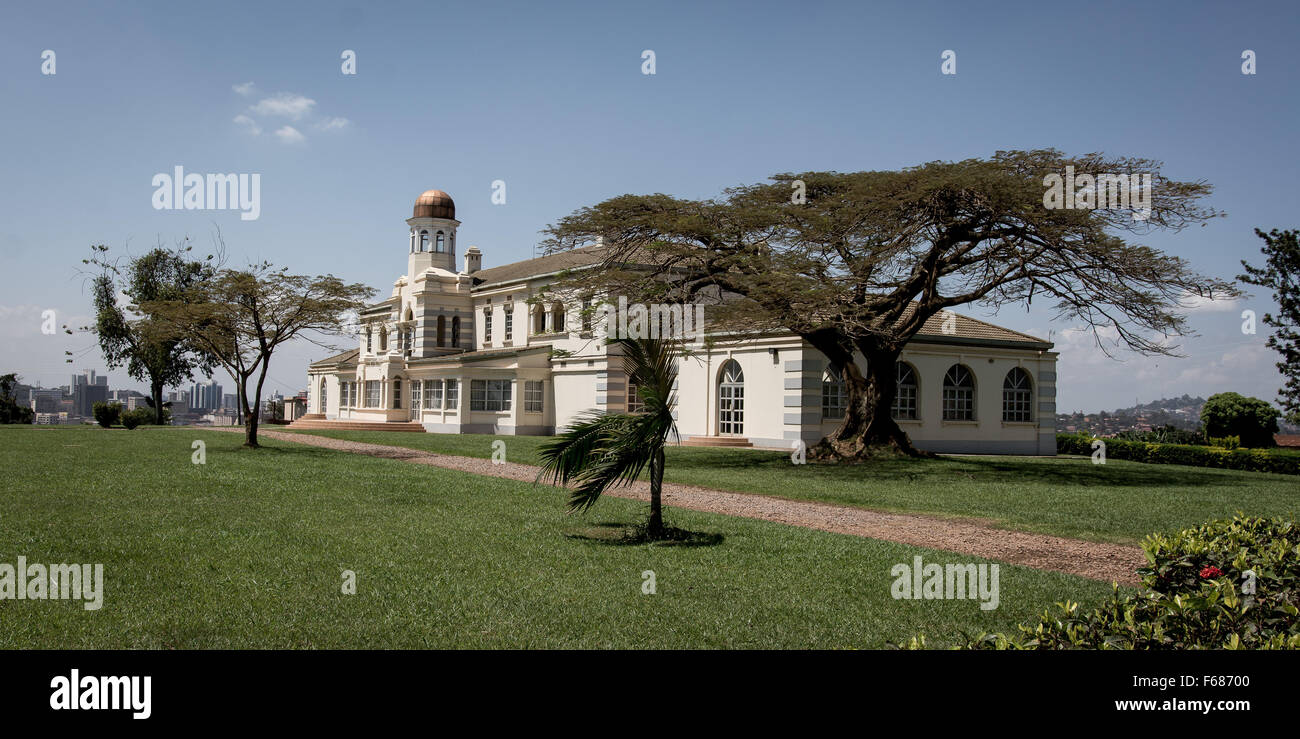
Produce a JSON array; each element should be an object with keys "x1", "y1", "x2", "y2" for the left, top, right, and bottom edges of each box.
[
  {"x1": 541, "y1": 150, "x2": 1240, "y2": 459},
  {"x1": 143, "y1": 262, "x2": 373, "y2": 447}
]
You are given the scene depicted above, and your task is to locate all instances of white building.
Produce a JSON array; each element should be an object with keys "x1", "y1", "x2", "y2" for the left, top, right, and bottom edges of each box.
[{"x1": 301, "y1": 189, "x2": 1058, "y2": 455}]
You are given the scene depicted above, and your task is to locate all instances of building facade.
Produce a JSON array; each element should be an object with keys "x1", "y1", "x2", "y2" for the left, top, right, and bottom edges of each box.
[{"x1": 304, "y1": 190, "x2": 1058, "y2": 455}]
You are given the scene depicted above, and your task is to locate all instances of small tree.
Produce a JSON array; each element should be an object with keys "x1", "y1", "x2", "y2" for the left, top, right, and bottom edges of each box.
[
  {"x1": 92, "y1": 401, "x2": 122, "y2": 428},
  {"x1": 1201, "y1": 392, "x2": 1279, "y2": 448},
  {"x1": 1239, "y1": 228, "x2": 1300, "y2": 423},
  {"x1": 87, "y1": 243, "x2": 215, "y2": 425},
  {"x1": 143, "y1": 263, "x2": 373, "y2": 448},
  {"x1": 537, "y1": 336, "x2": 680, "y2": 538},
  {"x1": 0, "y1": 373, "x2": 34, "y2": 425}
]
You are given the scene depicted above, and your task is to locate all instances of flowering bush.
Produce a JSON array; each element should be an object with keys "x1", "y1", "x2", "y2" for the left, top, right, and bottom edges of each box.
[{"x1": 905, "y1": 514, "x2": 1300, "y2": 650}]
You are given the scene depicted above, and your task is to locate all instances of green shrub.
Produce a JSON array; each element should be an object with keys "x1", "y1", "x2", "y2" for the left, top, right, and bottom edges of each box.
[
  {"x1": 1201, "y1": 392, "x2": 1279, "y2": 448},
  {"x1": 92, "y1": 401, "x2": 122, "y2": 428},
  {"x1": 121, "y1": 408, "x2": 152, "y2": 430},
  {"x1": 1056, "y1": 433, "x2": 1300, "y2": 475},
  {"x1": 906, "y1": 514, "x2": 1300, "y2": 650},
  {"x1": 1208, "y1": 435, "x2": 1241, "y2": 450}
]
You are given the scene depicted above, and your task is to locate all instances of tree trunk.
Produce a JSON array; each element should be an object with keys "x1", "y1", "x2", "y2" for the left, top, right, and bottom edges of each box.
[
  {"x1": 150, "y1": 381, "x2": 165, "y2": 425},
  {"x1": 243, "y1": 359, "x2": 271, "y2": 448},
  {"x1": 812, "y1": 345, "x2": 925, "y2": 461},
  {"x1": 647, "y1": 446, "x2": 666, "y2": 538}
]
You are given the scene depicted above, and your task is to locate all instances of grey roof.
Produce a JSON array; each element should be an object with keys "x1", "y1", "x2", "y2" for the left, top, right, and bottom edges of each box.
[
  {"x1": 308, "y1": 348, "x2": 360, "y2": 368},
  {"x1": 471, "y1": 245, "x2": 608, "y2": 288}
]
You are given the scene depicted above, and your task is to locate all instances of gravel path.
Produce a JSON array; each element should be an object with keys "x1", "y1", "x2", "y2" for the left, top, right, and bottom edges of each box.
[{"x1": 207, "y1": 427, "x2": 1145, "y2": 585}]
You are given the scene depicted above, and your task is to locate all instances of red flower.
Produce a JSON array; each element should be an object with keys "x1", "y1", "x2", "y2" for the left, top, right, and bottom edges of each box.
[{"x1": 1199, "y1": 566, "x2": 1224, "y2": 579}]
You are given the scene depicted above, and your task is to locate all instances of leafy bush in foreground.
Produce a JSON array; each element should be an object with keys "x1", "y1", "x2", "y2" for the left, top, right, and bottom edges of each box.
[
  {"x1": 1057, "y1": 433, "x2": 1299, "y2": 475},
  {"x1": 92, "y1": 402, "x2": 122, "y2": 428},
  {"x1": 121, "y1": 408, "x2": 152, "y2": 430},
  {"x1": 906, "y1": 514, "x2": 1300, "y2": 650}
]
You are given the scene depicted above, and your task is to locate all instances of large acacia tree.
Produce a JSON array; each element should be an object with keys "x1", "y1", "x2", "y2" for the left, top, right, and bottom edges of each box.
[
  {"x1": 144, "y1": 262, "x2": 373, "y2": 447},
  {"x1": 541, "y1": 150, "x2": 1240, "y2": 459}
]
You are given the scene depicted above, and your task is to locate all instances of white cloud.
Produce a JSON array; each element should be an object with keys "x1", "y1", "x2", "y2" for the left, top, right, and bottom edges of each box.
[
  {"x1": 232, "y1": 81, "x2": 256, "y2": 96},
  {"x1": 273, "y1": 125, "x2": 306, "y2": 144},
  {"x1": 233, "y1": 114, "x2": 261, "y2": 136},
  {"x1": 1178, "y1": 291, "x2": 1245, "y2": 313},
  {"x1": 250, "y1": 93, "x2": 316, "y2": 120},
  {"x1": 314, "y1": 117, "x2": 351, "y2": 131}
]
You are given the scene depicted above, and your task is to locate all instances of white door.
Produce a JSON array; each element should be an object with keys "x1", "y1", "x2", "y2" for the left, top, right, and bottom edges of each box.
[
  {"x1": 718, "y1": 360, "x2": 744, "y2": 436},
  {"x1": 410, "y1": 380, "x2": 422, "y2": 421}
]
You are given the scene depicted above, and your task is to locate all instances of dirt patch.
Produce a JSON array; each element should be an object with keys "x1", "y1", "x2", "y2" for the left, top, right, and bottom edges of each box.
[{"x1": 202, "y1": 427, "x2": 1145, "y2": 585}]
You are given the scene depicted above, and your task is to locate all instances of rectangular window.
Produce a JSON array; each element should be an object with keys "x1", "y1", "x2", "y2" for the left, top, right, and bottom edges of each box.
[
  {"x1": 341, "y1": 382, "x2": 350, "y2": 408},
  {"x1": 626, "y1": 383, "x2": 643, "y2": 413},
  {"x1": 483, "y1": 309, "x2": 493, "y2": 345},
  {"x1": 943, "y1": 388, "x2": 974, "y2": 421},
  {"x1": 445, "y1": 379, "x2": 458, "y2": 410},
  {"x1": 411, "y1": 380, "x2": 422, "y2": 411},
  {"x1": 504, "y1": 306, "x2": 513, "y2": 343},
  {"x1": 524, "y1": 380, "x2": 544, "y2": 413},
  {"x1": 425, "y1": 379, "x2": 442, "y2": 410},
  {"x1": 1003, "y1": 389, "x2": 1032, "y2": 422},
  {"x1": 470, "y1": 379, "x2": 512, "y2": 412},
  {"x1": 892, "y1": 384, "x2": 917, "y2": 420},
  {"x1": 822, "y1": 385, "x2": 846, "y2": 419},
  {"x1": 365, "y1": 381, "x2": 381, "y2": 408}
]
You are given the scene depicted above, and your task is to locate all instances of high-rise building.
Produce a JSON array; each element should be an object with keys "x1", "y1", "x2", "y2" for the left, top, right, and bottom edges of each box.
[
  {"x1": 71, "y1": 370, "x2": 109, "y2": 417},
  {"x1": 190, "y1": 379, "x2": 223, "y2": 411},
  {"x1": 29, "y1": 388, "x2": 63, "y2": 414}
]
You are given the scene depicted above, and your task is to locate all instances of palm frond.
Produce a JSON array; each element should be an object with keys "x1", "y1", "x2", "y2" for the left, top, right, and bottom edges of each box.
[{"x1": 537, "y1": 334, "x2": 684, "y2": 513}]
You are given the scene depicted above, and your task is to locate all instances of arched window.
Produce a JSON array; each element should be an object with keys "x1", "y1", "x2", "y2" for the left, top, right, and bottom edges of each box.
[
  {"x1": 319, "y1": 377, "x2": 328, "y2": 414},
  {"x1": 718, "y1": 359, "x2": 744, "y2": 435},
  {"x1": 822, "y1": 366, "x2": 846, "y2": 420},
  {"x1": 533, "y1": 304, "x2": 545, "y2": 334},
  {"x1": 437, "y1": 315, "x2": 446, "y2": 347},
  {"x1": 435, "y1": 231, "x2": 445, "y2": 253},
  {"x1": 892, "y1": 362, "x2": 918, "y2": 420},
  {"x1": 409, "y1": 232, "x2": 416, "y2": 253},
  {"x1": 379, "y1": 326, "x2": 388, "y2": 352},
  {"x1": 551, "y1": 302, "x2": 566, "y2": 333},
  {"x1": 366, "y1": 328, "x2": 372, "y2": 353},
  {"x1": 1003, "y1": 367, "x2": 1034, "y2": 422},
  {"x1": 419, "y1": 231, "x2": 429, "y2": 252},
  {"x1": 942, "y1": 364, "x2": 975, "y2": 421},
  {"x1": 451, "y1": 316, "x2": 461, "y2": 348}
]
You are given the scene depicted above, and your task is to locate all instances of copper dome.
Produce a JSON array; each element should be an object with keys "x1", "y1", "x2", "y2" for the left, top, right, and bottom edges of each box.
[{"x1": 413, "y1": 189, "x2": 455, "y2": 219}]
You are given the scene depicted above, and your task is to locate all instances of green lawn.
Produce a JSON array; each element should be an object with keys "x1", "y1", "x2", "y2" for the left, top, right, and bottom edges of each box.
[
  {"x1": 0, "y1": 426, "x2": 1121, "y2": 649},
  {"x1": 282, "y1": 428, "x2": 1300, "y2": 545}
]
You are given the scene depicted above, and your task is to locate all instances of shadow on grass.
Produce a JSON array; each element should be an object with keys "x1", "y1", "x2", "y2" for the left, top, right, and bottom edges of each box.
[{"x1": 564, "y1": 520, "x2": 726, "y2": 548}]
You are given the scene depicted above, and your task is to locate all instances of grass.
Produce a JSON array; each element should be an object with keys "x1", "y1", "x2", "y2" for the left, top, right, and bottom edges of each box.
[
  {"x1": 281, "y1": 428, "x2": 1300, "y2": 545},
  {"x1": 0, "y1": 425, "x2": 1122, "y2": 649}
]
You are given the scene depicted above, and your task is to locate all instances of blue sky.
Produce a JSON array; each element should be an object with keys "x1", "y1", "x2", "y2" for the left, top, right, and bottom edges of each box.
[{"x1": 1, "y1": 0, "x2": 1296, "y2": 412}]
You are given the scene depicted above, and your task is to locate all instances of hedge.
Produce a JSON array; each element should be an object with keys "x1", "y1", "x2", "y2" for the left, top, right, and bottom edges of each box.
[{"x1": 1057, "y1": 433, "x2": 1300, "y2": 476}]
